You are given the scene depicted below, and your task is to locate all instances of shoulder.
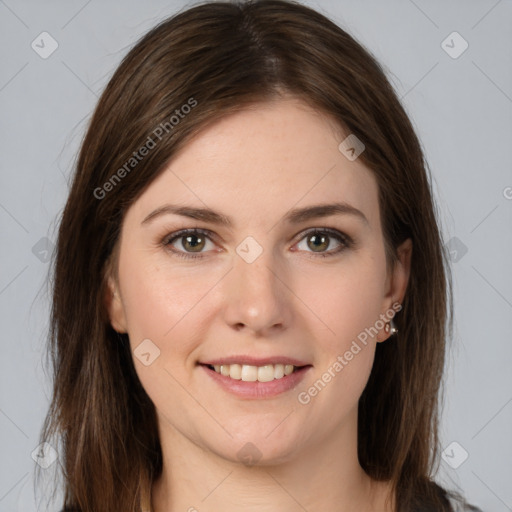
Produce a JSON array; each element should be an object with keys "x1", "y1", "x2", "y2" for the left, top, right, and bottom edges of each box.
[
  {"x1": 447, "y1": 495, "x2": 483, "y2": 512},
  {"x1": 416, "y1": 482, "x2": 483, "y2": 512}
]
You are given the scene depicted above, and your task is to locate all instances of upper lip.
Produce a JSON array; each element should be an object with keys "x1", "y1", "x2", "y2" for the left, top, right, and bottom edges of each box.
[{"x1": 199, "y1": 355, "x2": 311, "y2": 367}]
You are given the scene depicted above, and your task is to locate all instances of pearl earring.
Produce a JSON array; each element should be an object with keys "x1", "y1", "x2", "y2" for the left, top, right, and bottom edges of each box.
[{"x1": 384, "y1": 319, "x2": 398, "y2": 335}]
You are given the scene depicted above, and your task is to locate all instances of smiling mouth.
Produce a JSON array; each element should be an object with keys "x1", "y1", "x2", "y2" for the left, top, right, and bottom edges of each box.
[{"x1": 201, "y1": 363, "x2": 308, "y2": 382}]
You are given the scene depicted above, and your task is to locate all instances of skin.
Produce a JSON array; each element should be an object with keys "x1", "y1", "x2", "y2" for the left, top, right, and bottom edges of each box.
[{"x1": 106, "y1": 96, "x2": 412, "y2": 511}]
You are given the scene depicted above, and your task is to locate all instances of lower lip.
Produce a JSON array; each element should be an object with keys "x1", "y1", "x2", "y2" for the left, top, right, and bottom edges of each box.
[{"x1": 199, "y1": 364, "x2": 312, "y2": 399}]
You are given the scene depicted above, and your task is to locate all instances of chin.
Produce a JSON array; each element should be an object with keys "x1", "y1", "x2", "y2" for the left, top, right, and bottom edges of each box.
[{"x1": 205, "y1": 426, "x2": 306, "y2": 468}]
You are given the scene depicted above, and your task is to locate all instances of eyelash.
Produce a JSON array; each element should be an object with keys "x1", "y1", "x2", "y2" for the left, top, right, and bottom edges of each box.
[{"x1": 161, "y1": 227, "x2": 354, "y2": 260}]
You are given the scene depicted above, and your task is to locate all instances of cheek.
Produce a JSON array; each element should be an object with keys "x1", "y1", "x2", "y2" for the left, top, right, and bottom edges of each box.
[
  {"x1": 291, "y1": 253, "x2": 385, "y2": 408},
  {"x1": 119, "y1": 253, "x2": 214, "y2": 352},
  {"x1": 296, "y1": 253, "x2": 387, "y2": 350},
  {"x1": 117, "y1": 254, "x2": 215, "y2": 422}
]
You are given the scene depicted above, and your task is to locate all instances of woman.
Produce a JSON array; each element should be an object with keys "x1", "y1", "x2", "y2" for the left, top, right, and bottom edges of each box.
[{"x1": 37, "y1": 0, "x2": 482, "y2": 510}]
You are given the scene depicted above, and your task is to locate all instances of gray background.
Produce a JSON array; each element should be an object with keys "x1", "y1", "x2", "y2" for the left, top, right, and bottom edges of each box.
[{"x1": 1, "y1": 0, "x2": 511, "y2": 510}]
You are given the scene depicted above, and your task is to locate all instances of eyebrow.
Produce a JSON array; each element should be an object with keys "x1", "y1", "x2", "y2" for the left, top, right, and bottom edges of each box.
[{"x1": 141, "y1": 201, "x2": 369, "y2": 227}]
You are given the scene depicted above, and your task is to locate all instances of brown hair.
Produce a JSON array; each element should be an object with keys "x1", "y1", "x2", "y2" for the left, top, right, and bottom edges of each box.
[{"x1": 37, "y1": 1, "x2": 473, "y2": 510}]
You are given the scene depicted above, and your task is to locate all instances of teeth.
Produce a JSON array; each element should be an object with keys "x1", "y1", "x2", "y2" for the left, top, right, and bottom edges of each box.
[
  {"x1": 284, "y1": 364, "x2": 294, "y2": 376},
  {"x1": 209, "y1": 363, "x2": 299, "y2": 382},
  {"x1": 257, "y1": 365, "x2": 274, "y2": 382}
]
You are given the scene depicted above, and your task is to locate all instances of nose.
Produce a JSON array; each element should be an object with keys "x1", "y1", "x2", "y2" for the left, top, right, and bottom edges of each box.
[{"x1": 221, "y1": 247, "x2": 292, "y2": 336}]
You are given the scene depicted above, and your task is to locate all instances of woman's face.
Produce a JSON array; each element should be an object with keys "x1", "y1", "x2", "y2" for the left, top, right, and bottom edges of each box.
[{"x1": 107, "y1": 97, "x2": 411, "y2": 465}]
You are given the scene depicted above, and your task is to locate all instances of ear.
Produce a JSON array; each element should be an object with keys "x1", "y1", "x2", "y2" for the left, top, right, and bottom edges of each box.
[
  {"x1": 376, "y1": 237, "x2": 412, "y2": 342},
  {"x1": 105, "y1": 274, "x2": 128, "y2": 334}
]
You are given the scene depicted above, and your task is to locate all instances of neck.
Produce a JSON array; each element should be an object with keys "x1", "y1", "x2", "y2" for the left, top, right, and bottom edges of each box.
[{"x1": 150, "y1": 413, "x2": 394, "y2": 512}]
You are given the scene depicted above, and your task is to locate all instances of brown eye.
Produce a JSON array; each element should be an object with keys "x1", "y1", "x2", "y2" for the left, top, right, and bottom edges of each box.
[
  {"x1": 295, "y1": 228, "x2": 352, "y2": 258},
  {"x1": 180, "y1": 233, "x2": 206, "y2": 252},
  {"x1": 307, "y1": 232, "x2": 330, "y2": 252},
  {"x1": 163, "y1": 228, "x2": 215, "y2": 259}
]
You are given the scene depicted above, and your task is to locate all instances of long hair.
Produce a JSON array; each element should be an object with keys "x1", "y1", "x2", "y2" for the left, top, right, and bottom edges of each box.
[{"x1": 37, "y1": 1, "x2": 468, "y2": 510}]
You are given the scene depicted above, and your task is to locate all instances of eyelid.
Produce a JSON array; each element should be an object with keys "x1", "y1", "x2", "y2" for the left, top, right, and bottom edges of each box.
[
  {"x1": 292, "y1": 226, "x2": 353, "y2": 245},
  {"x1": 161, "y1": 227, "x2": 217, "y2": 251}
]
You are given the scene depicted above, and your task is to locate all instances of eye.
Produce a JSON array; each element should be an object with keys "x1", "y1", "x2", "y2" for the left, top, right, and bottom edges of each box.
[
  {"x1": 294, "y1": 228, "x2": 352, "y2": 258},
  {"x1": 163, "y1": 228, "x2": 216, "y2": 260},
  {"x1": 162, "y1": 227, "x2": 353, "y2": 260}
]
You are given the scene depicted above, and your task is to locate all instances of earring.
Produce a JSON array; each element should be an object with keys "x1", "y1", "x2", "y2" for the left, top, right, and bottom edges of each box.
[{"x1": 385, "y1": 319, "x2": 398, "y2": 336}]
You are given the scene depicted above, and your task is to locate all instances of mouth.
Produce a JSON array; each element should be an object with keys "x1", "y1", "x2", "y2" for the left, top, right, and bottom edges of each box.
[
  {"x1": 197, "y1": 360, "x2": 312, "y2": 399},
  {"x1": 202, "y1": 362, "x2": 306, "y2": 382}
]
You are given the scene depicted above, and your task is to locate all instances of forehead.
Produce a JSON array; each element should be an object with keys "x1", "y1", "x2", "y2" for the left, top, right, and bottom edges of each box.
[{"x1": 128, "y1": 98, "x2": 380, "y2": 231}]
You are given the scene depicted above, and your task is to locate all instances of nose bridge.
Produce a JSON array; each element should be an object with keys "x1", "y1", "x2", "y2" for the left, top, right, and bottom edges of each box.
[{"x1": 223, "y1": 237, "x2": 290, "y2": 333}]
